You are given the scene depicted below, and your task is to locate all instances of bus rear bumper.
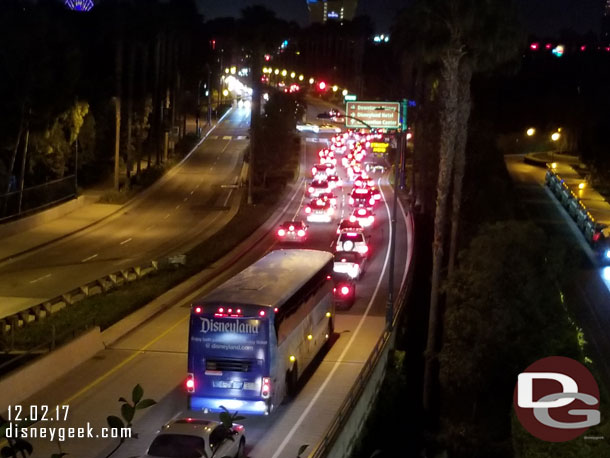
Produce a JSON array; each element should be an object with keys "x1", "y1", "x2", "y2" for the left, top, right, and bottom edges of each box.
[{"x1": 189, "y1": 396, "x2": 269, "y2": 415}]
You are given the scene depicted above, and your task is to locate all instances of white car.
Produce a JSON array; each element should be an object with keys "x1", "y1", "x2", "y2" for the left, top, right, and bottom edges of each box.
[
  {"x1": 308, "y1": 179, "x2": 331, "y2": 197},
  {"x1": 142, "y1": 418, "x2": 245, "y2": 458},
  {"x1": 350, "y1": 207, "x2": 375, "y2": 228},
  {"x1": 333, "y1": 251, "x2": 367, "y2": 279},
  {"x1": 318, "y1": 124, "x2": 342, "y2": 133},
  {"x1": 296, "y1": 123, "x2": 320, "y2": 133},
  {"x1": 335, "y1": 231, "x2": 369, "y2": 256}
]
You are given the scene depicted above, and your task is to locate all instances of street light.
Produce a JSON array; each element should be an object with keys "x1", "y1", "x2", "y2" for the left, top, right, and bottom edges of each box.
[
  {"x1": 526, "y1": 128, "x2": 535, "y2": 136},
  {"x1": 551, "y1": 132, "x2": 561, "y2": 141}
]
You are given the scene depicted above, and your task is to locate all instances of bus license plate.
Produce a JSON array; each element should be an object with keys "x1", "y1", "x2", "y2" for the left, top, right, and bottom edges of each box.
[{"x1": 213, "y1": 381, "x2": 243, "y2": 389}]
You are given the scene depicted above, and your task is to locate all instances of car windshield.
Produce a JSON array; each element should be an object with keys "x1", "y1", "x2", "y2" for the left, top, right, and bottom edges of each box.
[{"x1": 148, "y1": 434, "x2": 207, "y2": 458}]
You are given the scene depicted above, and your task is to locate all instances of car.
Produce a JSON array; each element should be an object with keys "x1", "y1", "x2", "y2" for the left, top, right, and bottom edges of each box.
[
  {"x1": 333, "y1": 251, "x2": 367, "y2": 280},
  {"x1": 311, "y1": 163, "x2": 336, "y2": 177},
  {"x1": 296, "y1": 123, "x2": 320, "y2": 133},
  {"x1": 318, "y1": 124, "x2": 342, "y2": 133},
  {"x1": 368, "y1": 185, "x2": 382, "y2": 201},
  {"x1": 365, "y1": 162, "x2": 386, "y2": 174},
  {"x1": 317, "y1": 192, "x2": 338, "y2": 207},
  {"x1": 349, "y1": 187, "x2": 376, "y2": 208},
  {"x1": 308, "y1": 178, "x2": 331, "y2": 197},
  {"x1": 276, "y1": 221, "x2": 308, "y2": 242},
  {"x1": 305, "y1": 198, "x2": 335, "y2": 222},
  {"x1": 337, "y1": 218, "x2": 363, "y2": 234},
  {"x1": 333, "y1": 274, "x2": 356, "y2": 309},
  {"x1": 327, "y1": 175, "x2": 343, "y2": 189},
  {"x1": 142, "y1": 417, "x2": 245, "y2": 458},
  {"x1": 335, "y1": 231, "x2": 369, "y2": 256},
  {"x1": 350, "y1": 207, "x2": 375, "y2": 228}
]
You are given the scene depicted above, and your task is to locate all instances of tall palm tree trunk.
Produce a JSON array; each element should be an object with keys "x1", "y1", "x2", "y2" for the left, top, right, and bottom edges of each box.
[
  {"x1": 423, "y1": 46, "x2": 463, "y2": 413},
  {"x1": 113, "y1": 38, "x2": 123, "y2": 191},
  {"x1": 139, "y1": 44, "x2": 149, "y2": 174},
  {"x1": 448, "y1": 61, "x2": 473, "y2": 277},
  {"x1": 125, "y1": 42, "x2": 136, "y2": 186}
]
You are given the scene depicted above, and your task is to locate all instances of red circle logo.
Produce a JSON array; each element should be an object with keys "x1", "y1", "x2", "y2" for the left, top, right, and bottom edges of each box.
[{"x1": 513, "y1": 356, "x2": 600, "y2": 442}]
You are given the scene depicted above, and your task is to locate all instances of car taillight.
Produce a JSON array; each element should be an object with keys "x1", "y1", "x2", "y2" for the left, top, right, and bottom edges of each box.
[
  {"x1": 328, "y1": 207, "x2": 334, "y2": 215},
  {"x1": 312, "y1": 167, "x2": 317, "y2": 175},
  {"x1": 331, "y1": 198, "x2": 336, "y2": 205},
  {"x1": 349, "y1": 215, "x2": 356, "y2": 222},
  {"x1": 340, "y1": 285, "x2": 350, "y2": 296},
  {"x1": 186, "y1": 374, "x2": 195, "y2": 393},
  {"x1": 193, "y1": 306, "x2": 202, "y2": 314},
  {"x1": 369, "y1": 216, "x2": 374, "y2": 222},
  {"x1": 297, "y1": 229, "x2": 306, "y2": 237},
  {"x1": 358, "y1": 209, "x2": 366, "y2": 216},
  {"x1": 278, "y1": 229, "x2": 286, "y2": 236},
  {"x1": 369, "y1": 198, "x2": 375, "y2": 205},
  {"x1": 261, "y1": 377, "x2": 271, "y2": 399},
  {"x1": 309, "y1": 186, "x2": 314, "y2": 193},
  {"x1": 362, "y1": 246, "x2": 369, "y2": 253},
  {"x1": 305, "y1": 206, "x2": 311, "y2": 214},
  {"x1": 349, "y1": 197, "x2": 354, "y2": 205},
  {"x1": 375, "y1": 194, "x2": 381, "y2": 200},
  {"x1": 593, "y1": 232, "x2": 601, "y2": 243}
]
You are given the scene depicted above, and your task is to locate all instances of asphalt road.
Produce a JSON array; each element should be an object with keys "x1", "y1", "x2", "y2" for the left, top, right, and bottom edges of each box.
[
  {"x1": 0, "y1": 107, "x2": 251, "y2": 320},
  {"x1": 23, "y1": 102, "x2": 411, "y2": 458},
  {"x1": 505, "y1": 155, "x2": 610, "y2": 386}
]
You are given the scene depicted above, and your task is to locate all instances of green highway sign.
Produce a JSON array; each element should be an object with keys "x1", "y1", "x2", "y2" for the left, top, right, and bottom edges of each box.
[
  {"x1": 344, "y1": 94, "x2": 357, "y2": 101},
  {"x1": 345, "y1": 101, "x2": 400, "y2": 129}
]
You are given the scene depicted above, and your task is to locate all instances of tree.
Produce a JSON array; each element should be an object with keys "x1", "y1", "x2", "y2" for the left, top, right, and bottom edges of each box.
[
  {"x1": 438, "y1": 221, "x2": 582, "y2": 457},
  {"x1": 393, "y1": 0, "x2": 524, "y2": 413}
]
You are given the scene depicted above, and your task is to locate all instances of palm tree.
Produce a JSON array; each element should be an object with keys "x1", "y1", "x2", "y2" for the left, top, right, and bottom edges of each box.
[{"x1": 393, "y1": 0, "x2": 524, "y2": 413}]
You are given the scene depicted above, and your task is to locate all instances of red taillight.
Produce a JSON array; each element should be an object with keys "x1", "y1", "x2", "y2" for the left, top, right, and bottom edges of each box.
[
  {"x1": 358, "y1": 209, "x2": 366, "y2": 216},
  {"x1": 278, "y1": 228, "x2": 286, "y2": 237},
  {"x1": 340, "y1": 286, "x2": 350, "y2": 296},
  {"x1": 362, "y1": 246, "x2": 369, "y2": 253},
  {"x1": 349, "y1": 215, "x2": 356, "y2": 222},
  {"x1": 274, "y1": 307, "x2": 279, "y2": 312},
  {"x1": 218, "y1": 307, "x2": 224, "y2": 313},
  {"x1": 309, "y1": 187, "x2": 314, "y2": 193},
  {"x1": 259, "y1": 310, "x2": 266, "y2": 317},
  {"x1": 327, "y1": 275, "x2": 332, "y2": 280},
  {"x1": 349, "y1": 197, "x2": 354, "y2": 205},
  {"x1": 289, "y1": 225, "x2": 294, "y2": 231},
  {"x1": 328, "y1": 207, "x2": 334, "y2": 215},
  {"x1": 369, "y1": 198, "x2": 375, "y2": 205},
  {"x1": 194, "y1": 306, "x2": 202, "y2": 314},
  {"x1": 261, "y1": 377, "x2": 271, "y2": 399},
  {"x1": 593, "y1": 232, "x2": 601, "y2": 242},
  {"x1": 331, "y1": 198, "x2": 336, "y2": 205},
  {"x1": 186, "y1": 374, "x2": 195, "y2": 393},
  {"x1": 305, "y1": 206, "x2": 311, "y2": 214},
  {"x1": 297, "y1": 229, "x2": 306, "y2": 237},
  {"x1": 311, "y1": 168, "x2": 317, "y2": 175}
]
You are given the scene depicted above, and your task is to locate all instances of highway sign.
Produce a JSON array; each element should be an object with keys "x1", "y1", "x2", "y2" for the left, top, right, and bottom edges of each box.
[
  {"x1": 344, "y1": 94, "x2": 357, "y2": 101},
  {"x1": 345, "y1": 101, "x2": 400, "y2": 129}
]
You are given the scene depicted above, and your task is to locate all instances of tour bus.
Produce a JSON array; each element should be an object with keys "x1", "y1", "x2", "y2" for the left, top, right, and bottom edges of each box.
[{"x1": 186, "y1": 249, "x2": 335, "y2": 415}]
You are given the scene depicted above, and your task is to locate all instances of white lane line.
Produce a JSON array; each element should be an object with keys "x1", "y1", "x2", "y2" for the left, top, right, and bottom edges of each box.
[
  {"x1": 29, "y1": 273, "x2": 52, "y2": 284},
  {"x1": 184, "y1": 197, "x2": 189, "y2": 202},
  {"x1": 268, "y1": 176, "x2": 394, "y2": 458},
  {"x1": 291, "y1": 187, "x2": 307, "y2": 221},
  {"x1": 190, "y1": 190, "x2": 195, "y2": 195},
  {"x1": 176, "y1": 204, "x2": 181, "y2": 210},
  {"x1": 210, "y1": 166, "x2": 214, "y2": 171},
  {"x1": 145, "y1": 225, "x2": 155, "y2": 231},
  {"x1": 163, "y1": 214, "x2": 170, "y2": 220},
  {"x1": 222, "y1": 135, "x2": 231, "y2": 140},
  {"x1": 81, "y1": 254, "x2": 98, "y2": 263},
  {"x1": 120, "y1": 238, "x2": 132, "y2": 245}
]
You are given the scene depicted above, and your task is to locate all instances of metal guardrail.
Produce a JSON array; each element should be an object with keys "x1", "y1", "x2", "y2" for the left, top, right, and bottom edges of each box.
[
  {"x1": 309, "y1": 210, "x2": 416, "y2": 458},
  {"x1": 0, "y1": 260, "x2": 161, "y2": 334},
  {"x1": 0, "y1": 175, "x2": 76, "y2": 222}
]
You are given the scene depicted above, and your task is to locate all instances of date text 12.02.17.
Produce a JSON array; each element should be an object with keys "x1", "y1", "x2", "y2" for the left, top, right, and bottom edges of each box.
[{"x1": 7, "y1": 405, "x2": 69, "y2": 422}]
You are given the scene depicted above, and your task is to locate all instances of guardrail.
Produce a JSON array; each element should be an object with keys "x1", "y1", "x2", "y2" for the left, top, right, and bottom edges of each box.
[
  {"x1": 0, "y1": 259, "x2": 163, "y2": 335},
  {"x1": 309, "y1": 208, "x2": 416, "y2": 458}
]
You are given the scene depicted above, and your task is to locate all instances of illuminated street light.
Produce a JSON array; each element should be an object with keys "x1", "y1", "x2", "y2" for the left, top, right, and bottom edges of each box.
[
  {"x1": 551, "y1": 132, "x2": 561, "y2": 142},
  {"x1": 230, "y1": 66, "x2": 236, "y2": 74},
  {"x1": 224, "y1": 68, "x2": 230, "y2": 74},
  {"x1": 290, "y1": 72, "x2": 296, "y2": 78},
  {"x1": 222, "y1": 89, "x2": 229, "y2": 97},
  {"x1": 332, "y1": 85, "x2": 338, "y2": 92},
  {"x1": 274, "y1": 68, "x2": 279, "y2": 75},
  {"x1": 281, "y1": 69, "x2": 287, "y2": 76},
  {"x1": 526, "y1": 128, "x2": 535, "y2": 136},
  {"x1": 309, "y1": 77, "x2": 315, "y2": 84},
  {"x1": 299, "y1": 74, "x2": 304, "y2": 81},
  {"x1": 342, "y1": 89, "x2": 348, "y2": 96}
]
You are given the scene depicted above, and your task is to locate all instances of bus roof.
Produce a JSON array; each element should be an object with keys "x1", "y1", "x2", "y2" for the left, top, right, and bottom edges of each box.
[{"x1": 195, "y1": 249, "x2": 333, "y2": 309}]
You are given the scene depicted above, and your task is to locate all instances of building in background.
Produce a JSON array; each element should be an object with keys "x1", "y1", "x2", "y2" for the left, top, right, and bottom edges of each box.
[{"x1": 307, "y1": 0, "x2": 358, "y2": 24}]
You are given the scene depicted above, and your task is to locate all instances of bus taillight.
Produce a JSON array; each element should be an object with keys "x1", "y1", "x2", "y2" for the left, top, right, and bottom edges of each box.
[
  {"x1": 259, "y1": 310, "x2": 266, "y2": 317},
  {"x1": 261, "y1": 377, "x2": 271, "y2": 399},
  {"x1": 186, "y1": 373, "x2": 195, "y2": 393},
  {"x1": 194, "y1": 306, "x2": 202, "y2": 314}
]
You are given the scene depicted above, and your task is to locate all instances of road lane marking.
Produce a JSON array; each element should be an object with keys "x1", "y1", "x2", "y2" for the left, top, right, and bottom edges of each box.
[
  {"x1": 81, "y1": 254, "x2": 98, "y2": 262},
  {"x1": 120, "y1": 238, "x2": 132, "y2": 245},
  {"x1": 176, "y1": 204, "x2": 181, "y2": 210},
  {"x1": 60, "y1": 314, "x2": 189, "y2": 406},
  {"x1": 222, "y1": 135, "x2": 231, "y2": 140},
  {"x1": 184, "y1": 197, "x2": 189, "y2": 202},
  {"x1": 267, "y1": 174, "x2": 394, "y2": 458},
  {"x1": 29, "y1": 273, "x2": 52, "y2": 283},
  {"x1": 190, "y1": 190, "x2": 195, "y2": 195},
  {"x1": 145, "y1": 225, "x2": 155, "y2": 231},
  {"x1": 164, "y1": 214, "x2": 170, "y2": 219}
]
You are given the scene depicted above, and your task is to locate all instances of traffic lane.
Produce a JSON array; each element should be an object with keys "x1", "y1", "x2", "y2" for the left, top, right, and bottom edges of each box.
[
  {"x1": 505, "y1": 155, "x2": 610, "y2": 387},
  {"x1": 0, "y1": 136, "x2": 246, "y2": 312}
]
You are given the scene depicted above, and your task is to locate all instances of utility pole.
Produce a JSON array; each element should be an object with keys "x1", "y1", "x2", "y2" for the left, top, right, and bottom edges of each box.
[
  {"x1": 385, "y1": 99, "x2": 408, "y2": 330},
  {"x1": 114, "y1": 96, "x2": 121, "y2": 191}
]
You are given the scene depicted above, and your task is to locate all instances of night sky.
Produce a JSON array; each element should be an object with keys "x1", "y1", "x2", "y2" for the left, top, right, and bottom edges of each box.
[{"x1": 196, "y1": 0, "x2": 605, "y2": 36}]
